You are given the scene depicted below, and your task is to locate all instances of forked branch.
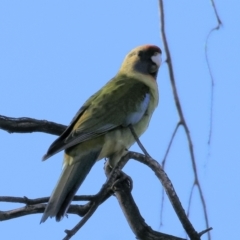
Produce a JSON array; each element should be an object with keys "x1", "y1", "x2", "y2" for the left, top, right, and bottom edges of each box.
[{"x1": 0, "y1": 116, "x2": 212, "y2": 239}]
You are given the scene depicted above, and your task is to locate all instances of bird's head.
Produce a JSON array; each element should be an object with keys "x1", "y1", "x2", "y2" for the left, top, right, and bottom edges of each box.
[{"x1": 119, "y1": 45, "x2": 162, "y2": 80}]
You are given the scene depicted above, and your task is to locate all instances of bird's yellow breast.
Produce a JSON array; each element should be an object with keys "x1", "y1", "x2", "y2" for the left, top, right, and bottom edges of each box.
[{"x1": 98, "y1": 74, "x2": 158, "y2": 167}]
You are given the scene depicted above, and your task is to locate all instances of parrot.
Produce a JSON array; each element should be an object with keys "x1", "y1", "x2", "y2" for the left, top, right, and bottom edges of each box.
[{"x1": 40, "y1": 44, "x2": 162, "y2": 223}]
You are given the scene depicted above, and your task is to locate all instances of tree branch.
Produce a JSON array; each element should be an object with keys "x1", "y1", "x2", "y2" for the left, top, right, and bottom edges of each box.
[
  {"x1": 205, "y1": 0, "x2": 222, "y2": 146},
  {"x1": 0, "y1": 195, "x2": 102, "y2": 221},
  {"x1": 0, "y1": 203, "x2": 95, "y2": 221},
  {"x1": 0, "y1": 116, "x2": 212, "y2": 239},
  {"x1": 158, "y1": 1, "x2": 211, "y2": 239},
  {"x1": 0, "y1": 115, "x2": 66, "y2": 135},
  {"x1": 105, "y1": 165, "x2": 186, "y2": 240}
]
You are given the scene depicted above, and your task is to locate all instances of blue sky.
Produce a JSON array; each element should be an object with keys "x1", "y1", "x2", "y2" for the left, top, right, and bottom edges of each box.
[{"x1": 1, "y1": 1, "x2": 240, "y2": 239}]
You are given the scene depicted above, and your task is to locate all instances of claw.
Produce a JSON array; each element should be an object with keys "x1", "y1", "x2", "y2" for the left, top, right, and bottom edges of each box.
[{"x1": 111, "y1": 170, "x2": 133, "y2": 192}]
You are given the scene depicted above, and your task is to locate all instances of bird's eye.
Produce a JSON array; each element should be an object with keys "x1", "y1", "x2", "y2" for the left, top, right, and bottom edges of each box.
[{"x1": 138, "y1": 51, "x2": 143, "y2": 57}]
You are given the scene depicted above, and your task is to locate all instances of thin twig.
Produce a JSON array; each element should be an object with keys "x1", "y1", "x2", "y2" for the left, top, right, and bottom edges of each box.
[
  {"x1": 205, "y1": 0, "x2": 222, "y2": 146},
  {"x1": 187, "y1": 184, "x2": 195, "y2": 217},
  {"x1": 198, "y1": 227, "x2": 213, "y2": 237},
  {"x1": 129, "y1": 124, "x2": 151, "y2": 157},
  {"x1": 160, "y1": 122, "x2": 181, "y2": 225},
  {"x1": 158, "y1": 1, "x2": 211, "y2": 239},
  {"x1": 0, "y1": 204, "x2": 96, "y2": 221},
  {"x1": 63, "y1": 202, "x2": 99, "y2": 240},
  {"x1": 0, "y1": 195, "x2": 96, "y2": 205},
  {"x1": 63, "y1": 153, "x2": 130, "y2": 240},
  {"x1": 162, "y1": 122, "x2": 181, "y2": 167}
]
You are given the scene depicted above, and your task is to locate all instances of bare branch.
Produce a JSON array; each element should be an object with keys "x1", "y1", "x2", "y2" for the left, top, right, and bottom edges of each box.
[
  {"x1": 129, "y1": 124, "x2": 151, "y2": 157},
  {"x1": 0, "y1": 115, "x2": 66, "y2": 136},
  {"x1": 210, "y1": 0, "x2": 222, "y2": 26},
  {"x1": 0, "y1": 196, "x2": 50, "y2": 205},
  {"x1": 187, "y1": 184, "x2": 195, "y2": 217},
  {"x1": 205, "y1": 0, "x2": 222, "y2": 146},
  {"x1": 162, "y1": 122, "x2": 181, "y2": 167},
  {"x1": 130, "y1": 152, "x2": 200, "y2": 239},
  {"x1": 0, "y1": 203, "x2": 93, "y2": 221},
  {"x1": 0, "y1": 195, "x2": 101, "y2": 221},
  {"x1": 160, "y1": 122, "x2": 181, "y2": 226},
  {"x1": 63, "y1": 153, "x2": 131, "y2": 239},
  {"x1": 0, "y1": 195, "x2": 96, "y2": 205},
  {"x1": 160, "y1": 122, "x2": 181, "y2": 224},
  {"x1": 158, "y1": 1, "x2": 211, "y2": 238},
  {"x1": 105, "y1": 165, "x2": 186, "y2": 240},
  {"x1": 0, "y1": 116, "x2": 212, "y2": 239}
]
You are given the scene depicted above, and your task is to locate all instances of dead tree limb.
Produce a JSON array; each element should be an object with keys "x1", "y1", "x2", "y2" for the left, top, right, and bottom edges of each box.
[{"x1": 0, "y1": 115, "x2": 212, "y2": 239}]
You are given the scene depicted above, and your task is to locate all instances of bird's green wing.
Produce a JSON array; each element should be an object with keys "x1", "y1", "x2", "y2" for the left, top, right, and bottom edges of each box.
[
  {"x1": 43, "y1": 75, "x2": 150, "y2": 160},
  {"x1": 42, "y1": 90, "x2": 101, "y2": 160}
]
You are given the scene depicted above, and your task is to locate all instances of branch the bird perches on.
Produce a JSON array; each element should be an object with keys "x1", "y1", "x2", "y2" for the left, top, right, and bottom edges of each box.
[{"x1": 0, "y1": 115, "x2": 212, "y2": 240}]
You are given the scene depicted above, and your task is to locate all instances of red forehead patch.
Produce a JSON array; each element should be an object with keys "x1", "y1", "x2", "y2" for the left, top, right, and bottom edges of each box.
[{"x1": 143, "y1": 45, "x2": 161, "y2": 54}]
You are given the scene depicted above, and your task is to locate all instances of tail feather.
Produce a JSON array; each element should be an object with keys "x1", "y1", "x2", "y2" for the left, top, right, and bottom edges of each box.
[{"x1": 40, "y1": 149, "x2": 101, "y2": 223}]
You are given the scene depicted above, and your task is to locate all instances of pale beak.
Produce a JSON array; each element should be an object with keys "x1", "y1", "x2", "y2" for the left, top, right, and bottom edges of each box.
[{"x1": 151, "y1": 53, "x2": 161, "y2": 67}]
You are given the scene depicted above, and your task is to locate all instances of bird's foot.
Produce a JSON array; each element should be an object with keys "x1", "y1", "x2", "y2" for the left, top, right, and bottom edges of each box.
[{"x1": 111, "y1": 169, "x2": 133, "y2": 192}]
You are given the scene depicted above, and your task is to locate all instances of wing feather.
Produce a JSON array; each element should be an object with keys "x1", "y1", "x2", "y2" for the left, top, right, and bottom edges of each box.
[{"x1": 43, "y1": 75, "x2": 150, "y2": 160}]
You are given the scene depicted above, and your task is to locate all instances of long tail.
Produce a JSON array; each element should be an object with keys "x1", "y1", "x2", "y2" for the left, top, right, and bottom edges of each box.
[{"x1": 40, "y1": 149, "x2": 101, "y2": 223}]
